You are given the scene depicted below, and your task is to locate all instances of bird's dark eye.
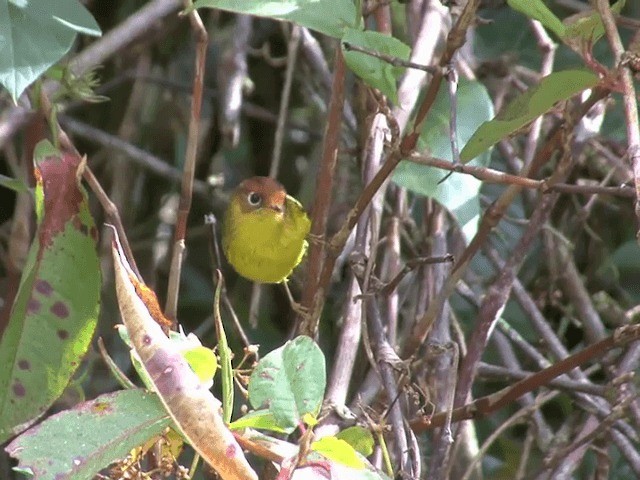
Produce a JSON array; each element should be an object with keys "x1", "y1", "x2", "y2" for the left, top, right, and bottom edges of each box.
[{"x1": 247, "y1": 192, "x2": 262, "y2": 206}]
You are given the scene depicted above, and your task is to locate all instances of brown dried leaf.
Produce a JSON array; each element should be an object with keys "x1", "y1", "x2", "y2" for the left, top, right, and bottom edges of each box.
[{"x1": 111, "y1": 229, "x2": 257, "y2": 480}]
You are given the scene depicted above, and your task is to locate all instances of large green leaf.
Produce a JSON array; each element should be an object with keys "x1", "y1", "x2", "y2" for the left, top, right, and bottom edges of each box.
[
  {"x1": 393, "y1": 80, "x2": 494, "y2": 241},
  {"x1": 0, "y1": 141, "x2": 101, "y2": 443},
  {"x1": 193, "y1": 0, "x2": 359, "y2": 38},
  {"x1": 506, "y1": 0, "x2": 565, "y2": 38},
  {"x1": 6, "y1": 390, "x2": 171, "y2": 480},
  {"x1": 460, "y1": 70, "x2": 599, "y2": 162},
  {"x1": 342, "y1": 28, "x2": 411, "y2": 103},
  {"x1": 248, "y1": 336, "x2": 325, "y2": 430},
  {"x1": 0, "y1": 0, "x2": 101, "y2": 102}
]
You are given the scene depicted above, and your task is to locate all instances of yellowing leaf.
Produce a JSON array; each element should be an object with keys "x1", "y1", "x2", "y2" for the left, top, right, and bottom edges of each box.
[
  {"x1": 311, "y1": 436, "x2": 365, "y2": 469},
  {"x1": 183, "y1": 346, "x2": 218, "y2": 386},
  {"x1": 336, "y1": 426, "x2": 374, "y2": 457}
]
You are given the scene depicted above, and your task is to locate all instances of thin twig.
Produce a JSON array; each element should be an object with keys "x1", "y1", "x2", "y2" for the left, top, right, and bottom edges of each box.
[
  {"x1": 543, "y1": 395, "x2": 634, "y2": 474},
  {"x1": 477, "y1": 363, "x2": 609, "y2": 397},
  {"x1": 342, "y1": 42, "x2": 439, "y2": 74},
  {"x1": 401, "y1": 88, "x2": 610, "y2": 359},
  {"x1": 461, "y1": 391, "x2": 558, "y2": 480},
  {"x1": 204, "y1": 214, "x2": 252, "y2": 351},
  {"x1": 296, "y1": 46, "x2": 346, "y2": 337},
  {"x1": 595, "y1": 0, "x2": 640, "y2": 227},
  {"x1": 164, "y1": 4, "x2": 208, "y2": 321},
  {"x1": 446, "y1": 62, "x2": 460, "y2": 165},
  {"x1": 411, "y1": 323, "x2": 640, "y2": 432},
  {"x1": 58, "y1": 115, "x2": 209, "y2": 197},
  {"x1": 380, "y1": 254, "x2": 453, "y2": 296},
  {"x1": 298, "y1": 0, "x2": 483, "y2": 335},
  {"x1": 218, "y1": 14, "x2": 251, "y2": 148},
  {"x1": 270, "y1": 25, "x2": 301, "y2": 178}
]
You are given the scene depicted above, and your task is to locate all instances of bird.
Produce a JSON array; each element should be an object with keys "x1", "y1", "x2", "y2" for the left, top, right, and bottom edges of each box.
[{"x1": 222, "y1": 176, "x2": 311, "y2": 285}]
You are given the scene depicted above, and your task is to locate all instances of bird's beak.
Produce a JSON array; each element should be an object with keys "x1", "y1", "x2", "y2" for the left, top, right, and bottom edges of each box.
[{"x1": 267, "y1": 204, "x2": 284, "y2": 213}]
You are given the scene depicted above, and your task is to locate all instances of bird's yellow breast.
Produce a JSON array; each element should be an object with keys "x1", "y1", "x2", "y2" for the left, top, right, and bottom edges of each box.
[{"x1": 222, "y1": 195, "x2": 311, "y2": 283}]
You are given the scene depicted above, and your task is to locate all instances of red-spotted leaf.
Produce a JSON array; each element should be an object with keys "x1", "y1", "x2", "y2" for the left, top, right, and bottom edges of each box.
[
  {"x1": 0, "y1": 140, "x2": 100, "y2": 444},
  {"x1": 5, "y1": 389, "x2": 170, "y2": 480},
  {"x1": 111, "y1": 230, "x2": 258, "y2": 480}
]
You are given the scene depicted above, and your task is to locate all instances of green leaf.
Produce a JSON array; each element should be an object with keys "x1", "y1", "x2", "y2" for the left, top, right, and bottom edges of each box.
[
  {"x1": 336, "y1": 426, "x2": 375, "y2": 457},
  {"x1": 0, "y1": 174, "x2": 28, "y2": 193},
  {"x1": 563, "y1": 0, "x2": 626, "y2": 49},
  {"x1": 0, "y1": 141, "x2": 101, "y2": 443},
  {"x1": 393, "y1": 80, "x2": 494, "y2": 241},
  {"x1": 460, "y1": 70, "x2": 599, "y2": 162},
  {"x1": 6, "y1": 390, "x2": 171, "y2": 480},
  {"x1": 166, "y1": 329, "x2": 218, "y2": 389},
  {"x1": 183, "y1": 346, "x2": 218, "y2": 385},
  {"x1": 506, "y1": 0, "x2": 565, "y2": 38},
  {"x1": 193, "y1": 0, "x2": 359, "y2": 39},
  {"x1": 311, "y1": 436, "x2": 365, "y2": 469},
  {"x1": 248, "y1": 336, "x2": 326, "y2": 430},
  {"x1": 213, "y1": 274, "x2": 233, "y2": 423},
  {"x1": 342, "y1": 29, "x2": 411, "y2": 103},
  {"x1": 0, "y1": 0, "x2": 101, "y2": 102},
  {"x1": 228, "y1": 409, "x2": 294, "y2": 434}
]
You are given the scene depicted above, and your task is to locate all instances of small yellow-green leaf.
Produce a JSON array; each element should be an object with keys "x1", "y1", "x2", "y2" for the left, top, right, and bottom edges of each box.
[
  {"x1": 311, "y1": 436, "x2": 365, "y2": 469},
  {"x1": 336, "y1": 426, "x2": 374, "y2": 457},
  {"x1": 228, "y1": 409, "x2": 293, "y2": 435},
  {"x1": 302, "y1": 412, "x2": 318, "y2": 427},
  {"x1": 183, "y1": 346, "x2": 218, "y2": 385}
]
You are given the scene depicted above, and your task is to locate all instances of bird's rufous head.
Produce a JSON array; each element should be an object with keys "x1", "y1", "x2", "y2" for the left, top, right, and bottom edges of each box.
[{"x1": 233, "y1": 176, "x2": 287, "y2": 214}]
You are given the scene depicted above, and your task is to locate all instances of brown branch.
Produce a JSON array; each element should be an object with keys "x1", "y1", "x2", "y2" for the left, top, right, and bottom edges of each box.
[
  {"x1": 407, "y1": 151, "x2": 634, "y2": 197},
  {"x1": 453, "y1": 142, "x2": 574, "y2": 411},
  {"x1": 543, "y1": 395, "x2": 634, "y2": 475},
  {"x1": 477, "y1": 363, "x2": 609, "y2": 397},
  {"x1": 401, "y1": 87, "x2": 610, "y2": 359},
  {"x1": 341, "y1": 42, "x2": 439, "y2": 74},
  {"x1": 270, "y1": 25, "x2": 301, "y2": 177},
  {"x1": 164, "y1": 4, "x2": 208, "y2": 321},
  {"x1": 595, "y1": 0, "x2": 640, "y2": 227},
  {"x1": 296, "y1": 46, "x2": 345, "y2": 337},
  {"x1": 297, "y1": 0, "x2": 483, "y2": 336},
  {"x1": 411, "y1": 323, "x2": 640, "y2": 432}
]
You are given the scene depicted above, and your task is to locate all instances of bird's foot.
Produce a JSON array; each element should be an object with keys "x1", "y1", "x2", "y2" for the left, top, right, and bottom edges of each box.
[
  {"x1": 307, "y1": 233, "x2": 327, "y2": 247},
  {"x1": 282, "y1": 281, "x2": 310, "y2": 319}
]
